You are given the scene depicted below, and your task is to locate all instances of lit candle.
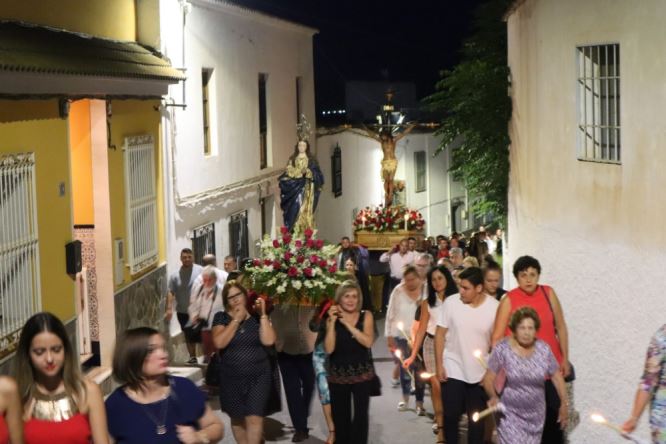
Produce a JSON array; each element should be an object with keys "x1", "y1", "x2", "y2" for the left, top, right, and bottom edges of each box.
[
  {"x1": 473, "y1": 349, "x2": 488, "y2": 370},
  {"x1": 396, "y1": 322, "x2": 412, "y2": 346},
  {"x1": 420, "y1": 372, "x2": 433, "y2": 380},
  {"x1": 472, "y1": 403, "x2": 504, "y2": 422},
  {"x1": 404, "y1": 213, "x2": 409, "y2": 230},
  {"x1": 394, "y1": 349, "x2": 415, "y2": 381},
  {"x1": 590, "y1": 414, "x2": 625, "y2": 434}
]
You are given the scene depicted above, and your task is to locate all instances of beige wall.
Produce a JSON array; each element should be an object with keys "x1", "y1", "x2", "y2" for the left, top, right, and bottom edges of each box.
[{"x1": 506, "y1": 1, "x2": 666, "y2": 442}]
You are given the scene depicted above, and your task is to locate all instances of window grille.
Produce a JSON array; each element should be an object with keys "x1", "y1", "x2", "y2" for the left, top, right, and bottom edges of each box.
[
  {"x1": 577, "y1": 44, "x2": 621, "y2": 163},
  {"x1": 192, "y1": 223, "x2": 215, "y2": 266},
  {"x1": 331, "y1": 144, "x2": 342, "y2": 197},
  {"x1": 414, "y1": 151, "x2": 427, "y2": 192},
  {"x1": 124, "y1": 135, "x2": 158, "y2": 274},
  {"x1": 259, "y1": 73, "x2": 269, "y2": 169},
  {"x1": 0, "y1": 152, "x2": 41, "y2": 355}
]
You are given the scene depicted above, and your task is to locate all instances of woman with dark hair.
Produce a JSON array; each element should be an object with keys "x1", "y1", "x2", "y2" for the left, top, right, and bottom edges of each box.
[
  {"x1": 279, "y1": 139, "x2": 324, "y2": 234},
  {"x1": 491, "y1": 255, "x2": 571, "y2": 444},
  {"x1": 325, "y1": 280, "x2": 375, "y2": 444},
  {"x1": 212, "y1": 281, "x2": 276, "y2": 444},
  {"x1": 0, "y1": 375, "x2": 22, "y2": 444},
  {"x1": 16, "y1": 312, "x2": 108, "y2": 444},
  {"x1": 105, "y1": 327, "x2": 223, "y2": 443},
  {"x1": 483, "y1": 307, "x2": 568, "y2": 443},
  {"x1": 344, "y1": 256, "x2": 373, "y2": 312},
  {"x1": 404, "y1": 265, "x2": 458, "y2": 443}
]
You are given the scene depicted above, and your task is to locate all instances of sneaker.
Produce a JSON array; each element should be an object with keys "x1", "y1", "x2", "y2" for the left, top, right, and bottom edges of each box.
[
  {"x1": 391, "y1": 378, "x2": 400, "y2": 387},
  {"x1": 187, "y1": 357, "x2": 198, "y2": 364},
  {"x1": 416, "y1": 406, "x2": 426, "y2": 416},
  {"x1": 397, "y1": 401, "x2": 407, "y2": 412}
]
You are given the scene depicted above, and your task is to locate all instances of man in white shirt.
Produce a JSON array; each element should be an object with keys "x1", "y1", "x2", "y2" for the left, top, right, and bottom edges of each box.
[
  {"x1": 434, "y1": 267, "x2": 498, "y2": 444},
  {"x1": 379, "y1": 239, "x2": 415, "y2": 309}
]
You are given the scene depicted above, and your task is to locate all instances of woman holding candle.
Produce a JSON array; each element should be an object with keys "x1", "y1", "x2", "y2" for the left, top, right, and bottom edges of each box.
[
  {"x1": 491, "y1": 255, "x2": 572, "y2": 444},
  {"x1": 483, "y1": 307, "x2": 568, "y2": 444},
  {"x1": 404, "y1": 265, "x2": 458, "y2": 443},
  {"x1": 325, "y1": 280, "x2": 375, "y2": 444},
  {"x1": 622, "y1": 323, "x2": 666, "y2": 443},
  {"x1": 385, "y1": 265, "x2": 426, "y2": 413}
]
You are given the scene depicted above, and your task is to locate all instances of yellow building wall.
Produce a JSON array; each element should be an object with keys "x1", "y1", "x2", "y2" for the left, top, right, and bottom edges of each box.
[
  {"x1": 107, "y1": 100, "x2": 165, "y2": 288},
  {"x1": 0, "y1": 100, "x2": 75, "y2": 321},
  {"x1": 0, "y1": 0, "x2": 136, "y2": 41},
  {"x1": 69, "y1": 100, "x2": 94, "y2": 225}
]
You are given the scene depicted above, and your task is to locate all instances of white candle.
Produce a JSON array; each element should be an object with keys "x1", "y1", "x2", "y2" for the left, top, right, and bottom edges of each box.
[
  {"x1": 472, "y1": 403, "x2": 504, "y2": 422},
  {"x1": 473, "y1": 349, "x2": 488, "y2": 369},
  {"x1": 590, "y1": 413, "x2": 624, "y2": 434}
]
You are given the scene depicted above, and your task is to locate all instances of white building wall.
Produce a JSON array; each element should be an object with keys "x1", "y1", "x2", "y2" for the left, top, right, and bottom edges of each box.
[
  {"x1": 506, "y1": 0, "x2": 666, "y2": 441},
  {"x1": 315, "y1": 130, "x2": 469, "y2": 244},
  {"x1": 159, "y1": 0, "x2": 316, "y2": 271}
]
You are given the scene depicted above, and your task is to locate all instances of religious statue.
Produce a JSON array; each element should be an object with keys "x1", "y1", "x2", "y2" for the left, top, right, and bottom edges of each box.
[
  {"x1": 393, "y1": 180, "x2": 406, "y2": 207},
  {"x1": 279, "y1": 115, "x2": 324, "y2": 234}
]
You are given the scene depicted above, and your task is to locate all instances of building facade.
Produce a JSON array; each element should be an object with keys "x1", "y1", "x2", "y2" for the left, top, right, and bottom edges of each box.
[
  {"x1": 158, "y1": 0, "x2": 317, "y2": 273},
  {"x1": 506, "y1": 0, "x2": 666, "y2": 441}
]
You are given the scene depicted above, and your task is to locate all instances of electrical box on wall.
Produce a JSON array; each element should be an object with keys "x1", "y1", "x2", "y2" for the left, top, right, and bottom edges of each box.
[{"x1": 114, "y1": 238, "x2": 124, "y2": 286}]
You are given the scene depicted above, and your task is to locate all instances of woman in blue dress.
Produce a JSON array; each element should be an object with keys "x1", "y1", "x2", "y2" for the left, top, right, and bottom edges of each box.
[
  {"x1": 279, "y1": 140, "x2": 324, "y2": 234},
  {"x1": 106, "y1": 327, "x2": 224, "y2": 443}
]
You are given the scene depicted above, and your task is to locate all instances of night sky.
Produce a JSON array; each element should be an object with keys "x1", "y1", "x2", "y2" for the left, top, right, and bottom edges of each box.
[{"x1": 231, "y1": 0, "x2": 485, "y2": 113}]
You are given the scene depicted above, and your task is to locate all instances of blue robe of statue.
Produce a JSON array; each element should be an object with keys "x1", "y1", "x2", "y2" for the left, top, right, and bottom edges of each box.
[{"x1": 279, "y1": 156, "x2": 324, "y2": 233}]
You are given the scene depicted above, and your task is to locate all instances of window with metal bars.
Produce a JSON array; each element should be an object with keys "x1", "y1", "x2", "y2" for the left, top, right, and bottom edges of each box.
[
  {"x1": 192, "y1": 222, "x2": 215, "y2": 266},
  {"x1": 414, "y1": 151, "x2": 427, "y2": 192},
  {"x1": 577, "y1": 44, "x2": 621, "y2": 163}
]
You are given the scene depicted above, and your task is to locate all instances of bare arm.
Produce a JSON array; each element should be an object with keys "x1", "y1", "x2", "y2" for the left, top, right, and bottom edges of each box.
[
  {"x1": 491, "y1": 297, "x2": 511, "y2": 347},
  {"x1": 393, "y1": 123, "x2": 417, "y2": 142},
  {"x1": 622, "y1": 389, "x2": 651, "y2": 433},
  {"x1": 405, "y1": 300, "x2": 429, "y2": 366},
  {"x1": 551, "y1": 371, "x2": 569, "y2": 429},
  {"x1": 360, "y1": 124, "x2": 382, "y2": 142},
  {"x1": 481, "y1": 369, "x2": 498, "y2": 404},
  {"x1": 85, "y1": 380, "x2": 110, "y2": 444},
  {"x1": 259, "y1": 315, "x2": 276, "y2": 346},
  {"x1": 549, "y1": 288, "x2": 570, "y2": 377},
  {"x1": 435, "y1": 325, "x2": 448, "y2": 382},
  {"x1": 0, "y1": 377, "x2": 23, "y2": 444},
  {"x1": 324, "y1": 314, "x2": 337, "y2": 354},
  {"x1": 165, "y1": 291, "x2": 175, "y2": 321},
  {"x1": 198, "y1": 405, "x2": 225, "y2": 443},
  {"x1": 212, "y1": 322, "x2": 239, "y2": 350}
]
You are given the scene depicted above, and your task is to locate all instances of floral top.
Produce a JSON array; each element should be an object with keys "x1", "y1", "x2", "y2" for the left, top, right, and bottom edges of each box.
[{"x1": 639, "y1": 324, "x2": 666, "y2": 440}]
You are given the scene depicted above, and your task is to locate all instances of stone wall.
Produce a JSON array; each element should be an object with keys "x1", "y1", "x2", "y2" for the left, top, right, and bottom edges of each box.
[{"x1": 114, "y1": 264, "x2": 167, "y2": 335}]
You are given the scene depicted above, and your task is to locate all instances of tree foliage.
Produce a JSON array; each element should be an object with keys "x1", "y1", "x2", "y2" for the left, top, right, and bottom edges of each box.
[{"x1": 425, "y1": 0, "x2": 512, "y2": 223}]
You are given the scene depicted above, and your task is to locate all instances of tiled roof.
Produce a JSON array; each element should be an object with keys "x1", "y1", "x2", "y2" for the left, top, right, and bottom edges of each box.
[{"x1": 0, "y1": 20, "x2": 185, "y2": 82}]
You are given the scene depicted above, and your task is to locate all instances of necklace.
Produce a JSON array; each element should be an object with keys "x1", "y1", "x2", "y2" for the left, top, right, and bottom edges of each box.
[{"x1": 128, "y1": 388, "x2": 170, "y2": 435}]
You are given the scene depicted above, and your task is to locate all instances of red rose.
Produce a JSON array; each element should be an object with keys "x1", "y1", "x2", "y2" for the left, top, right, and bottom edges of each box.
[
  {"x1": 304, "y1": 228, "x2": 314, "y2": 239},
  {"x1": 283, "y1": 235, "x2": 292, "y2": 245},
  {"x1": 306, "y1": 238, "x2": 315, "y2": 248},
  {"x1": 252, "y1": 258, "x2": 261, "y2": 266},
  {"x1": 284, "y1": 251, "x2": 293, "y2": 261},
  {"x1": 304, "y1": 267, "x2": 313, "y2": 277},
  {"x1": 280, "y1": 226, "x2": 289, "y2": 235},
  {"x1": 315, "y1": 239, "x2": 324, "y2": 249},
  {"x1": 296, "y1": 255, "x2": 305, "y2": 264},
  {"x1": 310, "y1": 255, "x2": 319, "y2": 263},
  {"x1": 319, "y1": 259, "x2": 328, "y2": 268},
  {"x1": 272, "y1": 239, "x2": 280, "y2": 248},
  {"x1": 263, "y1": 258, "x2": 272, "y2": 266},
  {"x1": 287, "y1": 267, "x2": 298, "y2": 277},
  {"x1": 273, "y1": 260, "x2": 281, "y2": 269},
  {"x1": 295, "y1": 240, "x2": 303, "y2": 248},
  {"x1": 327, "y1": 265, "x2": 337, "y2": 273}
]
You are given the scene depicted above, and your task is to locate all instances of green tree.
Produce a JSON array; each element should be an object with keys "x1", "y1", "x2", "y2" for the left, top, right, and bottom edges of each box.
[{"x1": 426, "y1": 0, "x2": 512, "y2": 223}]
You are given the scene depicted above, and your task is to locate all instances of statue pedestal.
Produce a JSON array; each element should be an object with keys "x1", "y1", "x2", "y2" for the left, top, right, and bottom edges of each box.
[{"x1": 354, "y1": 230, "x2": 425, "y2": 251}]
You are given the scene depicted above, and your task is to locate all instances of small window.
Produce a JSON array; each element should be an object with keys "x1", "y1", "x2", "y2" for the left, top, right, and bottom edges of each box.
[
  {"x1": 259, "y1": 73, "x2": 269, "y2": 169},
  {"x1": 577, "y1": 44, "x2": 621, "y2": 163},
  {"x1": 414, "y1": 151, "x2": 427, "y2": 192},
  {"x1": 331, "y1": 144, "x2": 342, "y2": 197},
  {"x1": 192, "y1": 222, "x2": 215, "y2": 266},
  {"x1": 202, "y1": 68, "x2": 213, "y2": 156}
]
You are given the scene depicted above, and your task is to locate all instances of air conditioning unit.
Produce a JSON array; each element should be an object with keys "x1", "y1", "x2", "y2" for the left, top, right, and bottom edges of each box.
[{"x1": 114, "y1": 239, "x2": 125, "y2": 286}]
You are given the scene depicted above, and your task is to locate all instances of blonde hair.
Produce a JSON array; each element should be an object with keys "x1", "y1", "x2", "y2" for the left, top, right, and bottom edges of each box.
[
  {"x1": 462, "y1": 256, "x2": 479, "y2": 268},
  {"x1": 334, "y1": 280, "x2": 363, "y2": 312}
]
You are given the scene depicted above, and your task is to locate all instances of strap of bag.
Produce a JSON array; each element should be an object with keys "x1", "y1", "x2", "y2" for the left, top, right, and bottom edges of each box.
[
  {"x1": 540, "y1": 285, "x2": 558, "y2": 335},
  {"x1": 203, "y1": 284, "x2": 219, "y2": 324}
]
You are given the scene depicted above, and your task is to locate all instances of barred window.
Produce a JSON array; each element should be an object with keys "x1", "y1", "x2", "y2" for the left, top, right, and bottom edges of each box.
[
  {"x1": 577, "y1": 44, "x2": 621, "y2": 163},
  {"x1": 192, "y1": 223, "x2": 215, "y2": 266},
  {"x1": 124, "y1": 135, "x2": 158, "y2": 274},
  {"x1": 414, "y1": 151, "x2": 426, "y2": 192},
  {"x1": 0, "y1": 152, "x2": 41, "y2": 356}
]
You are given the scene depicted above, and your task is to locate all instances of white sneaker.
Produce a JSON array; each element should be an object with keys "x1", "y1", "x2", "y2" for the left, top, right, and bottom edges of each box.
[
  {"x1": 390, "y1": 378, "x2": 400, "y2": 387},
  {"x1": 397, "y1": 401, "x2": 407, "y2": 412},
  {"x1": 416, "y1": 406, "x2": 426, "y2": 416}
]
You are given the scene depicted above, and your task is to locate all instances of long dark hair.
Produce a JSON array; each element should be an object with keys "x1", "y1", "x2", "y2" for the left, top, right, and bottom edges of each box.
[
  {"x1": 15, "y1": 312, "x2": 86, "y2": 404},
  {"x1": 289, "y1": 140, "x2": 318, "y2": 165},
  {"x1": 427, "y1": 265, "x2": 458, "y2": 307}
]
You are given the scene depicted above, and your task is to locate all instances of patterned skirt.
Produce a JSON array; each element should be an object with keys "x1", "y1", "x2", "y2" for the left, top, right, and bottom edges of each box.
[{"x1": 423, "y1": 335, "x2": 437, "y2": 374}]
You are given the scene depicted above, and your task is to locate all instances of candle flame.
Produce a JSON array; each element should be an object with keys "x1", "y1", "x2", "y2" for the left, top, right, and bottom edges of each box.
[
  {"x1": 394, "y1": 349, "x2": 402, "y2": 359},
  {"x1": 397, "y1": 321, "x2": 404, "y2": 330},
  {"x1": 472, "y1": 412, "x2": 480, "y2": 422},
  {"x1": 590, "y1": 414, "x2": 607, "y2": 424},
  {"x1": 420, "y1": 372, "x2": 433, "y2": 379},
  {"x1": 473, "y1": 349, "x2": 482, "y2": 359}
]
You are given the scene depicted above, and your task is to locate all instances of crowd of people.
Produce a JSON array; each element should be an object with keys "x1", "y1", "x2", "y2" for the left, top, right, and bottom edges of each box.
[{"x1": 0, "y1": 229, "x2": 664, "y2": 444}]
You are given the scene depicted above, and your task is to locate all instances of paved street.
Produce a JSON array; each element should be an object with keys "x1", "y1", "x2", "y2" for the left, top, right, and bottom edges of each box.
[{"x1": 213, "y1": 319, "x2": 439, "y2": 443}]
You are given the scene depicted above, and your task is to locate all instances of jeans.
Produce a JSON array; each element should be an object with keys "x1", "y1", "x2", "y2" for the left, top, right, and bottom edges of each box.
[{"x1": 394, "y1": 337, "x2": 425, "y2": 402}]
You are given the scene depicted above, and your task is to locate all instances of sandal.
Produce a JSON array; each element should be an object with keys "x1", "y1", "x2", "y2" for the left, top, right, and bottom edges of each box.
[{"x1": 326, "y1": 430, "x2": 335, "y2": 444}]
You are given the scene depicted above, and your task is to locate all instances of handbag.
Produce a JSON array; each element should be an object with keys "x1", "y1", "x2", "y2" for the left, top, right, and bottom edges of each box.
[
  {"x1": 540, "y1": 286, "x2": 575, "y2": 382},
  {"x1": 367, "y1": 349, "x2": 382, "y2": 397},
  {"x1": 184, "y1": 286, "x2": 217, "y2": 343},
  {"x1": 205, "y1": 351, "x2": 221, "y2": 387}
]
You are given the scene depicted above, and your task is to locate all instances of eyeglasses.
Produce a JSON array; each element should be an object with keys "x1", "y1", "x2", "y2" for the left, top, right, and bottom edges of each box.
[{"x1": 227, "y1": 292, "x2": 243, "y2": 300}]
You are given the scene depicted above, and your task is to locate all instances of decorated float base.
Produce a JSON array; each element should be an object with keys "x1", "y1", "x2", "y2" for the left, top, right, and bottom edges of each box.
[{"x1": 354, "y1": 230, "x2": 425, "y2": 250}]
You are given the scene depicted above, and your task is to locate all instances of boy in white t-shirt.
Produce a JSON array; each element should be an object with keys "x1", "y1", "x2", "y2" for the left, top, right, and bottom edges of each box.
[{"x1": 434, "y1": 267, "x2": 498, "y2": 444}]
